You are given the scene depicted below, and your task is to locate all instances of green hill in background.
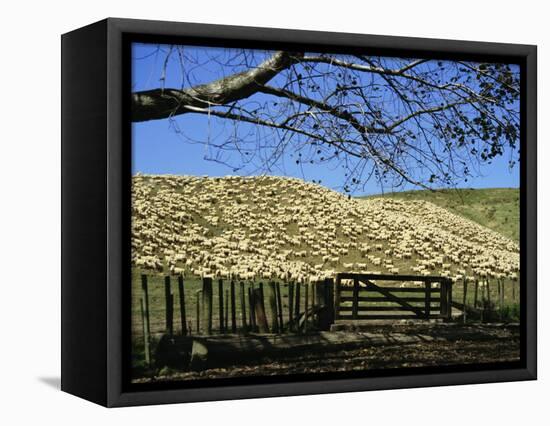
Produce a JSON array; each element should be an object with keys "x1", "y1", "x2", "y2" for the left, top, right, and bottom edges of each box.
[{"x1": 362, "y1": 188, "x2": 519, "y2": 242}]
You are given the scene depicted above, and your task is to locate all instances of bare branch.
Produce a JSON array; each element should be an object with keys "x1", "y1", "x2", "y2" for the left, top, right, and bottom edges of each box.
[{"x1": 132, "y1": 51, "x2": 303, "y2": 122}]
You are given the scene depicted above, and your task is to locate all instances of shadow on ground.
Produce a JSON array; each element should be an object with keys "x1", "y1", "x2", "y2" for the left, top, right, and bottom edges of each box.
[{"x1": 38, "y1": 377, "x2": 61, "y2": 390}]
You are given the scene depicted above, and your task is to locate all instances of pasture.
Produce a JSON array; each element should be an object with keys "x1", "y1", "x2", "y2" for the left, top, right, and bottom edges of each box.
[
  {"x1": 130, "y1": 175, "x2": 521, "y2": 379},
  {"x1": 131, "y1": 175, "x2": 519, "y2": 283},
  {"x1": 363, "y1": 187, "x2": 519, "y2": 242}
]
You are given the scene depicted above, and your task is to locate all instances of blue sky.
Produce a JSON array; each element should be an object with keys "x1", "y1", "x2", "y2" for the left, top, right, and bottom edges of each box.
[{"x1": 131, "y1": 43, "x2": 520, "y2": 196}]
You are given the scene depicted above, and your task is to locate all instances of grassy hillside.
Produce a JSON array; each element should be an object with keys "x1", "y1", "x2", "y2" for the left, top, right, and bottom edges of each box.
[
  {"x1": 363, "y1": 188, "x2": 519, "y2": 242},
  {"x1": 132, "y1": 175, "x2": 518, "y2": 283}
]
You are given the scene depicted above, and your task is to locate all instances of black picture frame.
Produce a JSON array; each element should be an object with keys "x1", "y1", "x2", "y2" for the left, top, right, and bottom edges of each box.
[{"x1": 61, "y1": 17, "x2": 537, "y2": 407}]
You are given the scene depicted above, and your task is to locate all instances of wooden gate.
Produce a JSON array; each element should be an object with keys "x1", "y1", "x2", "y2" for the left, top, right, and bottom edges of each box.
[{"x1": 334, "y1": 273, "x2": 452, "y2": 321}]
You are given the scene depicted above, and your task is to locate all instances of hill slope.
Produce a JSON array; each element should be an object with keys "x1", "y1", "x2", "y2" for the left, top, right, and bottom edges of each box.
[
  {"x1": 363, "y1": 188, "x2": 519, "y2": 242},
  {"x1": 132, "y1": 175, "x2": 519, "y2": 283}
]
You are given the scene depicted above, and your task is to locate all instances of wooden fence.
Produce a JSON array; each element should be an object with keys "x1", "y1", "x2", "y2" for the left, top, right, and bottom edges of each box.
[
  {"x1": 137, "y1": 275, "x2": 336, "y2": 361},
  {"x1": 451, "y1": 276, "x2": 520, "y2": 323},
  {"x1": 136, "y1": 272, "x2": 518, "y2": 365}
]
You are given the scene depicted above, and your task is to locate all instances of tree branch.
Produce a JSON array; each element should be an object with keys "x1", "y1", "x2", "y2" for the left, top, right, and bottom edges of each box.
[
  {"x1": 257, "y1": 85, "x2": 388, "y2": 134},
  {"x1": 300, "y1": 55, "x2": 428, "y2": 77},
  {"x1": 131, "y1": 51, "x2": 303, "y2": 122}
]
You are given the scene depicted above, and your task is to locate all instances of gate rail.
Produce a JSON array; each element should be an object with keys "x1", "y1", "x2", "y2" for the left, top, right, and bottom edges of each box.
[{"x1": 335, "y1": 273, "x2": 452, "y2": 321}]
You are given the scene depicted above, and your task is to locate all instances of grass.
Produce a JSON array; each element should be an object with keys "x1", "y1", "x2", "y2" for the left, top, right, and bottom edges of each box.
[{"x1": 361, "y1": 187, "x2": 519, "y2": 242}]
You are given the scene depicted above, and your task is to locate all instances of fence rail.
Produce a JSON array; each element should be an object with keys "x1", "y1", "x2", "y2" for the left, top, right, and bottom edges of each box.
[{"x1": 334, "y1": 273, "x2": 452, "y2": 321}]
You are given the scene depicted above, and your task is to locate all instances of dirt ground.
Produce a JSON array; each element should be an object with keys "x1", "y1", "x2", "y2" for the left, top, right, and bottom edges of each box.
[{"x1": 132, "y1": 323, "x2": 520, "y2": 383}]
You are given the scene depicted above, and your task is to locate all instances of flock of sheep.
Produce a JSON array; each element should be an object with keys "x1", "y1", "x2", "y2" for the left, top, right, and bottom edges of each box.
[{"x1": 131, "y1": 174, "x2": 519, "y2": 285}]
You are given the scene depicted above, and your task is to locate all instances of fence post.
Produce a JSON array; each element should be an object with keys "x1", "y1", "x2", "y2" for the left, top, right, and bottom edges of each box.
[
  {"x1": 424, "y1": 281, "x2": 431, "y2": 320},
  {"x1": 352, "y1": 278, "x2": 359, "y2": 319},
  {"x1": 253, "y1": 287, "x2": 269, "y2": 333},
  {"x1": 140, "y1": 275, "x2": 151, "y2": 364},
  {"x1": 195, "y1": 290, "x2": 202, "y2": 334},
  {"x1": 315, "y1": 279, "x2": 334, "y2": 331},
  {"x1": 268, "y1": 282, "x2": 279, "y2": 333},
  {"x1": 249, "y1": 285, "x2": 257, "y2": 332},
  {"x1": 326, "y1": 278, "x2": 335, "y2": 326},
  {"x1": 486, "y1": 279, "x2": 491, "y2": 315},
  {"x1": 501, "y1": 279, "x2": 506, "y2": 316},
  {"x1": 474, "y1": 278, "x2": 479, "y2": 308},
  {"x1": 311, "y1": 282, "x2": 316, "y2": 311},
  {"x1": 259, "y1": 282, "x2": 265, "y2": 307},
  {"x1": 499, "y1": 278, "x2": 505, "y2": 321},
  {"x1": 230, "y1": 281, "x2": 237, "y2": 333},
  {"x1": 480, "y1": 281, "x2": 485, "y2": 323},
  {"x1": 294, "y1": 282, "x2": 301, "y2": 324},
  {"x1": 439, "y1": 280, "x2": 446, "y2": 319},
  {"x1": 239, "y1": 281, "x2": 248, "y2": 332},
  {"x1": 497, "y1": 278, "x2": 502, "y2": 321},
  {"x1": 334, "y1": 275, "x2": 341, "y2": 320},
  {"x1": 202, "y1": 277, "x2": 213, "y2": 335},
  {"x1": 140, "y1": 298, "x2": 150, "y2": 366},
  {"x1": 165, "y1": 276, "x2": 173, "y2": 335},
  {"x1": 218, "y1": 279, "x2": 224, "y2": 333},
  {"x1": 462, "y1": 277, "x2": 468, "y2": 324},
  {"x1": 304, "y1": 284, "x2": 309, "y2": 332},
  {"x1": 288, "y1": 282, "x2": 294, "y2": 331},
  {"x1": 276, "y1": 282, "x2": 284, "y2": 332},
  {"x1": 446, "y1": 279, "x2": 453, "y2": 321},
  {"x1": 178, "y1": 275, "x2": 187, "y2": 335},
  {"x1": 225, "y1": 289, "x2": 229, "y2": 333}
]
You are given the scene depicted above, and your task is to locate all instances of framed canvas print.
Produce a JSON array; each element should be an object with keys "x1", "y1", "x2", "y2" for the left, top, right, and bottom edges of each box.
[{"x1": 61, "y1": 18, "x2": 537, "y2": 407}]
